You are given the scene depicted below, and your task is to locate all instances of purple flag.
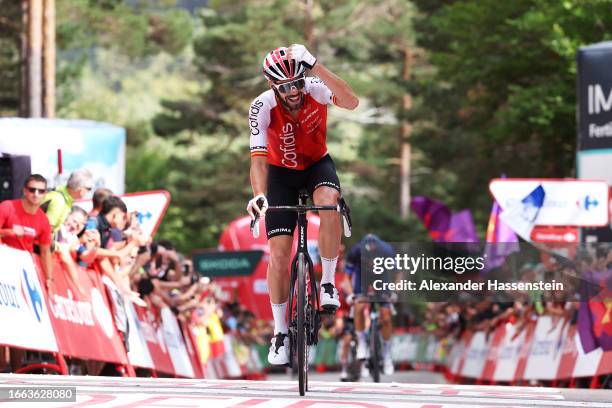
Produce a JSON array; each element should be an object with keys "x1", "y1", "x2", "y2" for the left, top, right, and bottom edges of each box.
[
  {"x1": 577, "y1": 269, "x2": 612, "y2": 352},
  {"x1": 578, "y1": 300, "x2": 599, "y2": 353},
  {"x1": 447, "y1": 210, "x2": 479, "y2": 243},
  {"x1": 410, "y1": 196, "x2": 451, "y2": 242},
  {"x1": 482, "y1": 200, "x2": 520, "y2": 273}
]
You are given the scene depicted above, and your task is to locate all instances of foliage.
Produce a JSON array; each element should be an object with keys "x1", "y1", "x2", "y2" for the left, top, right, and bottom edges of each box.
[
  {"x1": 0, "y1": 0, "x2": 193, "y2": 115},
  {"x1": 410, "y1": 0, "x2": 612, "y2": 232},
  {"x1": 4, "y1": 0, "x2": 611, "y2": 253}
]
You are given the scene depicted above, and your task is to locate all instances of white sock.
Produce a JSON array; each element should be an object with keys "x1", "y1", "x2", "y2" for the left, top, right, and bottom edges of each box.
[
  {"x1": 271, "y1": 302, "x2": 288, "y2": 334},
  {"x1": 321, "y1": 256, "x2": 338, "y2": 285},
  {"x1": 356, "y1": 330, "x2": 366, "y2": 346},
  {"x1": 383, "y1": 340, "x2": 392, "y2": 358}
]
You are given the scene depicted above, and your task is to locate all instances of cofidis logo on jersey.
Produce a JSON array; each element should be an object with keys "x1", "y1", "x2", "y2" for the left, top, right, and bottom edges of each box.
[
  {"x1": 280, "y1": 123, "x2": 298, "y2": 168},
  {"x1": 20, "y1": 268, "x2": 44, "y2": 322}
]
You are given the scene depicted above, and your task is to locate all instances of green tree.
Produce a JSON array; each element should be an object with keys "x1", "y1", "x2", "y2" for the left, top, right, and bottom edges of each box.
[
  {"x1": 411, "y1": 0, "x2": 612, "y2": 234},
  {"x1": 0, "y1": 0, "x2": 193, "y2": 115},
  {"x1": 153, "y1": 0, "x2": 432, "y2": 250}
]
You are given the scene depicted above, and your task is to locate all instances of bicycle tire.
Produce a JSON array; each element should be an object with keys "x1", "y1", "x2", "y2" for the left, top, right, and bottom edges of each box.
[
  {"x1": 370, "y1": 320, "x2": 381, "y2": 383},
  {"x1": 348, "y1": 336, "x2": 360, "y2": 381},
  {"x1": 297, "y1": 253, "x2": 308, "y2": 396}
]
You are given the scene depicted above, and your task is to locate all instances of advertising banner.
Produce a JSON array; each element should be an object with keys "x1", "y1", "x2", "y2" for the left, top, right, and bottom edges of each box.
[
  {"x1": 0, "y1": 118, "x2": 126, "y2": 193},
  {"x1": 493, "y1": 323, "x2": 526, "y2": 382},
  {"x1": 132, "y1": 305, "x2": 175, "y2": 375},
  {"x1": 47, "y1": 258, "x2": 128, "y2": 363},
  {"x1": 523, "y1": 316, "x2": 566, "y2": 380},
  {"x1": 0, "y1": 245, "x2": 58, "y2": 352},
  {"x1": 572, "y1": 332, "x2": 604, "y2": 378},
  {"x1": 160, "y1": 307, "x2": 195, "y2": 378},
  {"x1": 181, "y1": 323, "x2": 204, "y2": 379},
  {"x1": 490, "y1": 179, "x2": 609, "y2": 227},
  {"x1": 556, "y1": 325, "x2": 579, "y2": 380},
  {"x1": 461, "y1": 331, "x2": 488, "y2": 378},
  {"x1": 480, "y1": 324, "x2": 506, "y2": 382},
  {"x1": 125, "y1": 302, "x2": 154, "y2": 369},
  {"x1": 577, "y1": 42, "x2": 612, "y2": 152},
  {"x1": 577, "y1": 42, "x2": 612, "y2": 242}
]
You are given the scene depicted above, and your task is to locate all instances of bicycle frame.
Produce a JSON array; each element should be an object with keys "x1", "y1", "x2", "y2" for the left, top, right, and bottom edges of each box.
[
  {"x1": 286, "y1": 194, "x2": 323, "y2": 350},
  {"x1": 250, "y1": 193, "x2": 351, "y2": 395}
]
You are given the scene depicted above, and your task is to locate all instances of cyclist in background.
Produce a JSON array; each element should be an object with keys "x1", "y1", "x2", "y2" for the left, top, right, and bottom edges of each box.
[
  {"x1": 343, "y1": 234, "x2": 396, "y2": 376},
  {"x1": 246, "y1": 44, "x2": 359, "y2": 365}
]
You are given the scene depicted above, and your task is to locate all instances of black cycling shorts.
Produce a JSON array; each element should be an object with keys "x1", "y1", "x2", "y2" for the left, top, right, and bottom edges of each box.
[{"x1": 266, "y1": 154, "x2": 341, "y2": 239}]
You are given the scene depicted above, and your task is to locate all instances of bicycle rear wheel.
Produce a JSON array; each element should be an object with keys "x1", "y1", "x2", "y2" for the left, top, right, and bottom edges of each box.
[
  {"x1": 297, "y1": 253, "x2": 308, "y2": 396},
  {"x1": 369, "y1": 321, "x2": 381, "y2": 383}
]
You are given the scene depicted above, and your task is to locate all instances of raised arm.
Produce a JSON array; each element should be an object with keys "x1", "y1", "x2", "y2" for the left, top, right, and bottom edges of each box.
[
  {"x1": 310, "y1": 63, "x2": 359, "y2": 110},
  {"x1": 288, "y1": 43, "x2": 359, "y2": 110}
]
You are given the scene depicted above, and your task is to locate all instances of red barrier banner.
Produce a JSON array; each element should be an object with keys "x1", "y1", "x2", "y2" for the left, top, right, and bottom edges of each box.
[
  {"x1": 524, "y1": 317, "x2": 567, "y2": 381},
  {"x1": 557, "y1": 325, "x2": 579, "y2": 380},
  {"x1": 461, "y1": 331, "x2": 488, "y2": 378},
  {"x1": 597, "y1": 350, "x2": 612, "y2": 377},
  {"x1": 47, "y1": 258, "x2": 128, "y2": 364},
  {"x1": 513, "y1": 321, "x2": 536, "y2": 382},
  {"x1": 481, "y1": 324, "x2": 506, "y2": 382},
  {"x1": 181, "y1": 322, "x2": 204, "y2": 379},
  {"x1": 132, "y1": 305, "x2": 175, "y2": 376},
  {"x1": 450, "y1": 331, "x2": 472, "y2": 376}
]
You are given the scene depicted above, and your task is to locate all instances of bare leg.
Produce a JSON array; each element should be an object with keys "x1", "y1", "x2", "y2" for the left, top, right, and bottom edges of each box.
[
  {"x1": 267, "y1": 235, "x2": 293, "y2": 304},
  {"x1": 313, "y1": 187, "x2": 341, "y2": 262},
  {"x1": 380, "y1": 307, "x2": 393, "y2": 341}
]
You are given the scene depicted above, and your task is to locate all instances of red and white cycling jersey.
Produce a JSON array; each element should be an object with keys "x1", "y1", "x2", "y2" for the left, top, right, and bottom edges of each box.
[{"x1": 249, "y1": 77, "x2": 336, "y2": 170}]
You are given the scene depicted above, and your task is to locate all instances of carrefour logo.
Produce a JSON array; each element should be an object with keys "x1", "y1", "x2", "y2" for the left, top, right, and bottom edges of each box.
[
  {"x1": 578, "y1": 195, "x2": 599, "y2": 211},
  {"x1": 20, "y1": 269, "x2": 43, "y2": 322},
  {"x1": 0, "y1": 281, "x2": 20, "y2": 310}
]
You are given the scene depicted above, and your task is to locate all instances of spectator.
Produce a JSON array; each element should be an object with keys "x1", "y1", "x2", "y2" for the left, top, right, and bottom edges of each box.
[
  {"x1": 55, "y1": 206, "x2": 89, "y2": 294},
  {"x1": 89, "y1": 187, "x2": 113, "y2": 217},
  {"x1": 0, "y1": 174, "x2": 54, "y2": 291},
  {"x1": 43, "y1": 169, "x2": 94, "y2": 234},
  {"x1": 87, "y1": 195, "x2": 129, "y2": 249},
  {"x1": 56, "y1": 206, "x2": 88, "y2": 246},
  {"x1": 87, "y1": 195, "x2": 147, "y2": 304}
]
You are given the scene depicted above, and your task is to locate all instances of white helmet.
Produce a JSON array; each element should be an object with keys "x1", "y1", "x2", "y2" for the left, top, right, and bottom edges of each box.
[{"x1": 262, "y1": 47, "x2": 306, "y2": 81}]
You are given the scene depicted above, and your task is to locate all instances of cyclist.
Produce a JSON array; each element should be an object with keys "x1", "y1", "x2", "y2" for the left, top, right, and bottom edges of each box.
[
  {"x1": 246, "y1": 44, "x2": 359, "y2": 365},
  {"x1": 343, "y1": 234, "x2": 396, "y2": 376}
]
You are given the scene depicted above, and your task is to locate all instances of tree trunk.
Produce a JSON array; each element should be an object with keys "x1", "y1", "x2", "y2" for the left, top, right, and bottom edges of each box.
[
  {"x1": 303, "y1": 0, "x2": 316, "y2": 53},
  {"x1": 400, "y1": 45, "x2": 413, "y2": 219},
  {"x1": 19, "y1": 0, "x2": 29, "y2": 117},
  {"x1": 43, "y1": 0, "x2": 55, "y2": 118},
  {"x1": 28, "y1": 0, "x2": 43, "y2": 118}
]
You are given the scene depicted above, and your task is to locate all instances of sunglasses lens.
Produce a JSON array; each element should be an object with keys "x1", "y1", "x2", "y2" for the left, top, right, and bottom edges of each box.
[
  {"x1": 277, "y1": 78, "x2": 305, "y2": 93},
  {"x1": 26, "y1": 187, "x2": 45, "y2": 194}
]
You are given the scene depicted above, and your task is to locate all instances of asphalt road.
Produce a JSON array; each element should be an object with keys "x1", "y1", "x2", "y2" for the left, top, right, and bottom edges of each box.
[{"x1": 1, "y1": 373, "x2": 611, "y2": 407}]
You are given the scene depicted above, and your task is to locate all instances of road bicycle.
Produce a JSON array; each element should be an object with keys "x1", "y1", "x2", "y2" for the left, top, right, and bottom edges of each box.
[
  {"x1": 354, "y1": 293, "x2": 395, "y2": 383},
  {"x1": 251, "y1": 192, "x2": 351, "y2": 395}
]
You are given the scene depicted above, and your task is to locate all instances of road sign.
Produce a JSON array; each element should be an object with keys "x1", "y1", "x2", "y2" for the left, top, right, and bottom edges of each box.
[{"x1": 489, "y1": 178, "x2": 609, "y2": 227}]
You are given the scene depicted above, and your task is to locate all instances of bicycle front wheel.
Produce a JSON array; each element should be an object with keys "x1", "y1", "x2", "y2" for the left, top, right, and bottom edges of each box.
[{"x1": 297, "y1": 253, "x2": 308, "y2": 396}]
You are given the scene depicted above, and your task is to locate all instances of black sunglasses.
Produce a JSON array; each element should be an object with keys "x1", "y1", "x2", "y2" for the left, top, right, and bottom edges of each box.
[
  {"x1": 25, "y1": 186, "x2": 46, "y2": 195},
  {"x1": 272, "y1": 77, "x2": 306, "y2": 94}
]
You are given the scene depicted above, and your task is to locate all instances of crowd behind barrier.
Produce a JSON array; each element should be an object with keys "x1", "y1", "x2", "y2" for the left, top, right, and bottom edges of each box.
[
  {"x1": 0, "y1": 170, "x2": 272, "y2": 379},
  {"x1": 0, "y1": 244, "x2": 269, "y2": 379},
  {"x1": 2, "y1": 244, "x2": 612, "y2": 387},
  {"x1": 1, "y1": 170, "x2": 611, "y2": 388}
]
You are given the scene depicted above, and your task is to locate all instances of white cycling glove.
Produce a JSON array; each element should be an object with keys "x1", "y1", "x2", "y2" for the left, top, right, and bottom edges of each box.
[
  {"x1": 246, "y1": 194, "x2": 268, "y2": 220},
  {"x1": 289, "y1": 43, "x2": 317, "y2": 70}
]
